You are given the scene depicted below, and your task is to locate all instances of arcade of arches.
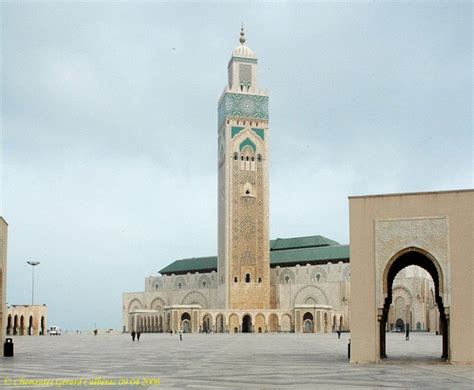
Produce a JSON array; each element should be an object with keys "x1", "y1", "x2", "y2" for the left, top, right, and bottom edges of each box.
[
  {"x1": 124, "y1": 265, "x2": 436, "y2": 336},
  {"x1": 5, "y1": 305, "x2": 48, "y2": 336},
  {"x1": 127, "y1": 309, "x2": 341, "y2": 335}
]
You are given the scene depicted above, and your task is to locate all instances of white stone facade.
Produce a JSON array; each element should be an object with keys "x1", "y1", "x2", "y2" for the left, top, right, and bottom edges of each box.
[
  {"x1": 122, "y1": 262, "x2": 348, "y2": 333},
  {"x1": 122, "y1": 262, "x2": 434, "y2": 334}
]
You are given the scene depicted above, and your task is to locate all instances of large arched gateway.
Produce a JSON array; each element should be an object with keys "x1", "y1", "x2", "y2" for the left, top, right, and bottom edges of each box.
[
  {"x1": 349, "y1": 190, "x2": 473, "y2": 364},
  {"x1": 380, "y1": 248, "x2": 448, "y2": 359}
]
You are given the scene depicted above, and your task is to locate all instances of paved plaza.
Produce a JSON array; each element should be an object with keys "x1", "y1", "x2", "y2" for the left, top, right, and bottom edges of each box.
[{"x1": 1, "y1": 332, "x2": 473, "y2": 389}]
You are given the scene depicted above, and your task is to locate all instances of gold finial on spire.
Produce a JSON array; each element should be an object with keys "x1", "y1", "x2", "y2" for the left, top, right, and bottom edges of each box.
[{"x1": 239, "y1": 24, "x2": 246, "y2": 44}]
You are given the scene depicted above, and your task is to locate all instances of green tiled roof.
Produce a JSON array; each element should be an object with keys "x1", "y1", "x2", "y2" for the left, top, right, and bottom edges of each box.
[
  {"x1": 270, "y1": 235, "x2": 340, "y2": 251},
  {"x1": 270, "y1": 244, "x2": 349, "y2": 266},
  {"x1": 159, "y1": 236, "x2": 349, "y2": 275},
  {"x1": 159, "y1": 256, "x2": 217, "y2": 275}
]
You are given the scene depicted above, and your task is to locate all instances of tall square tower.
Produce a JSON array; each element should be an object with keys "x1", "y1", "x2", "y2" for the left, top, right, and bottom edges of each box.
[{"x1": 217, "y1": 29, "x2": 270, "y2": 309}]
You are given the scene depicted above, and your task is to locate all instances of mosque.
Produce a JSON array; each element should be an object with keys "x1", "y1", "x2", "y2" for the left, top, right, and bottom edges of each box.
[{"x1": 122, "y1": 29, "x2": 439, "y2": 335}]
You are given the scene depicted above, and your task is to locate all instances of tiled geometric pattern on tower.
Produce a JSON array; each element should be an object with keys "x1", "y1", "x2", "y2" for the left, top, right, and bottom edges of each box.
[
  {"x1": 218, "y1": 93, "x2": 269, "y2": 128},
  {"x1": 232, "y1": 56, "x2": 258, "y2": 64},
  {"x1": 251, "y1": 128, "x2": 265, "y2": 140},
  {"x1": 231, "y1": 126, "x2": 245, "y2": 138}
]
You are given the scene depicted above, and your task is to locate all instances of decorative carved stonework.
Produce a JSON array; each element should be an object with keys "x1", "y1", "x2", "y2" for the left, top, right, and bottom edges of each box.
[{"x1": 375, "y1": 216, "x2": 449, "y2": 308}]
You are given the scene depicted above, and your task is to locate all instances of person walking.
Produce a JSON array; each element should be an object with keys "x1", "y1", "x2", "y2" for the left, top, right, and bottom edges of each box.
[
  {"x1": 137, "y1": 331, "x2": 141, "y2": 341},
  {"x1": 179, "y1": 329, "x2": 183, "y2": 341},
  {"x1": 337, "y1": 330, "x2": 341, "y2": 339},
  {"x1": 131, "y1": 330, "x2": 136, "y2": 341},
  {"x1": 405, "y1": 325, "x2": 410, "y2": 341}
]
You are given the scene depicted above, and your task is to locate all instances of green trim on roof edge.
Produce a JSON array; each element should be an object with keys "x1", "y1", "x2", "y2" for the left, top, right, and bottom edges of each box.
[
  {"x1": 159, "y1": 256, "x2": 217, "y2": 275},
  {"x1": 270, "y1": 235, "x2": 340, "y2": 250}
]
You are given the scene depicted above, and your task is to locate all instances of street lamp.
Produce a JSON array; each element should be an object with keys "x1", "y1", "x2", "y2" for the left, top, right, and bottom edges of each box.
[{"x1": 27, "y1": 261, "x2": 40, "y2": 305}]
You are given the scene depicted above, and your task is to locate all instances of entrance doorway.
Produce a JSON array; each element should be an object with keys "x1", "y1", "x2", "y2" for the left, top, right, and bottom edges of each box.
[
  {"x1": 379, "y1": 248, "x2": 448, "y2": 360},
  {"x1": 242, "y1": 315, "x2": 252, "y2": 333},
  {"x1": 216, "y1": 314, "x2": 224, "y2": 333},
  {"x1": 181, "y1": 313, "x2": 191, "y2": 333},
  {"x1": 303, "y1": 312, "x2": 313, "y2": 333},
  {"x1": 395, "y1": 318, "x2": 405, "y2": 332},
  {"x1": 202, "y1": 314, "x2": 211, "y2": 333}
]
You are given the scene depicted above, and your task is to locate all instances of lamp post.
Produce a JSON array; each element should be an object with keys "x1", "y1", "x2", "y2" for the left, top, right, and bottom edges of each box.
[{"x1": 27, "y1": 261, "x2": 40, "y2": 305}]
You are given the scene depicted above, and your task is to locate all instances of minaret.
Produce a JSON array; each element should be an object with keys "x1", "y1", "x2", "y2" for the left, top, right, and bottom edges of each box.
[{"x1": 217, "y1": 28, "x2": 270, "y2": 310}]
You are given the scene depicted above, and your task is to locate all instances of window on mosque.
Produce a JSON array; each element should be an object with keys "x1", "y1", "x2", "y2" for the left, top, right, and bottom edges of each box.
[
  {"x1": 245, "y1": 273, "x2": 251, "y2": 283},
  {"x1": 257, "y1": 154, "x2": 262, "y2": 162},
  {"x1": 285, "y1": 275, "x2": 290, "y2": 284},
  {"x1": 234, "y1": 153, "x2": 238, "y2": 160},
  {"x1": 234, "y1": 277, "x2": 238, "y2": 283},
  {"x1": 316, "y1": 273, "x2": 321, "y2": 282},
  {"x1": 202, "y1": 281, "x2": 207, "y2": 288},
  {"x1": 177, "y1": 283, "x2": 183, "y2": 290},
  {"x1": 258, "y1": 277, "x2": 262, "y2": 283}
]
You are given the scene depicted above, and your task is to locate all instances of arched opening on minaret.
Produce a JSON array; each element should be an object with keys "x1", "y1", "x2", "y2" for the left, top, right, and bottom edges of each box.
[
  {"x1": 243, "y1": 182, "x2": 254, "y2": 197},
  {"x1": 240, "y1": 146, "x2": 256, "y2": 171}
]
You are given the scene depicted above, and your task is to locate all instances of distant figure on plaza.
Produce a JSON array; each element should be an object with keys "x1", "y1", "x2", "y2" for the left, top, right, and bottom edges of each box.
[
  {"x1": 137, "y1": 331, "x2": 141, "y2": 341},
  {"x1": 94, "y1": 329, "x2": 98, "y2": 336},
  {"x1": 131, "y1": 331, "x2": 136, "y2": 341},
  {"x1": 337, "y1": 330, "x2": 341, "y2": 339},
  {"x1": 405, "y1": 325, "x2": 410, "y2": 341},
  {"x1": 179, "y1": 330, "x2": 183, "y2": 341},
  {"x1": 170, "y1": 330, "x2": 173, "y2": 336}
]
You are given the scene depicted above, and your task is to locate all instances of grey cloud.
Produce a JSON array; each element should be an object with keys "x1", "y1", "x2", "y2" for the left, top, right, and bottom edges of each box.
[{"x1": 1, "y1": 2, "x2": 471, "y2": 330}]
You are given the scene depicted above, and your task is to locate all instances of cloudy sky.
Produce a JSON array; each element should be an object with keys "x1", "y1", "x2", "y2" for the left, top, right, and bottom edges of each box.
[{"x1": 1, "y1": 2, "x2": 471, "y2": 331}]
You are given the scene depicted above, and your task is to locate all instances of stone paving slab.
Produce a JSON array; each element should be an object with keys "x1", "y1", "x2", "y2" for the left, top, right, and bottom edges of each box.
[{"x1": 1, "y1": 333, "x2": 472, "y2": 389}]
